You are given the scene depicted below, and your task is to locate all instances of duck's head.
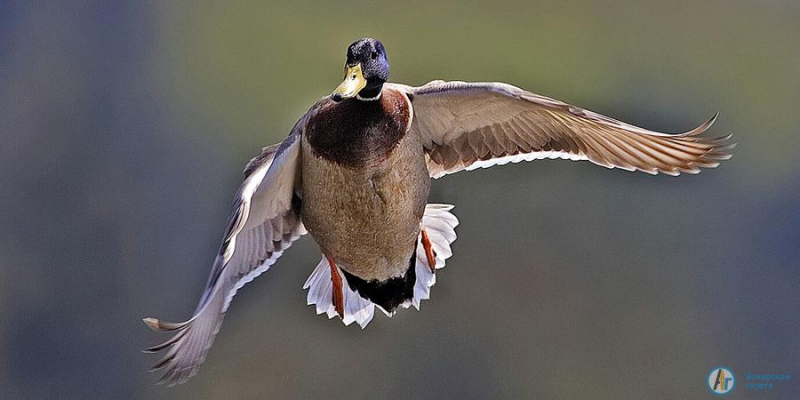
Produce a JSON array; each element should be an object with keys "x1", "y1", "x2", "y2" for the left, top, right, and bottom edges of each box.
[{"x1": 332, "y1": 38, "x2": 389, "y2": 102}]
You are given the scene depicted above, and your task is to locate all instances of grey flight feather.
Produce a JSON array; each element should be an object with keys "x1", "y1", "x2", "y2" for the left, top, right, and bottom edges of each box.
[{"x1": 143, "y1": 125, "x2": 306, "y2": 386}]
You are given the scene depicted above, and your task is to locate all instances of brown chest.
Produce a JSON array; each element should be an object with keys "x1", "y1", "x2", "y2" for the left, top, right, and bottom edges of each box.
[{"x1": 304, "y1": 88, "x2": 411, "y2": 168}]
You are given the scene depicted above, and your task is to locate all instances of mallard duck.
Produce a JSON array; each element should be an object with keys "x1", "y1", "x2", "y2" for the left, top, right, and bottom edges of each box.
[{"x1": 144, "y1": 38, "x2": 733, "y2": 385}]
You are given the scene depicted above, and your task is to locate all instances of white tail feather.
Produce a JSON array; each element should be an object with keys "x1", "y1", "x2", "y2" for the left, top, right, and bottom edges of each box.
[
  {"x1": 303, "y1": 258, "x2": 375, "y2": 328},
  {"x1": 412, "y1": 204, "x2": 459, "y2": 310}
]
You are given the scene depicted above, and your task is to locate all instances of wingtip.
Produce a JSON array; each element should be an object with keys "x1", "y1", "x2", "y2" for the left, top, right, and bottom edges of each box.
[
  {"x1": 706, "y1": 111, "x2": 720, "y2": 127},
  {"x1": 143, "y1": 317, "x2": 188, "y2": 332},
  {"x1": 684, "y1": 111, "x2": 720, "y2": 136},
  {"x1": 148, "y1": 354, "x2": 173, "y2": 372},
  {"x1": 143, "y1": 330, "x2": 186, "y2": 354},
  {"x1": 143, "y1": 317, "x2": 161, "y2": 331}
]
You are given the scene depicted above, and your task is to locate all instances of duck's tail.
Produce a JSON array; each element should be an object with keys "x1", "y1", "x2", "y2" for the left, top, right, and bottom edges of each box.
[
  {"x1": 410, "y1": 204, "x2": 459, "y2": 309},
  {"x1": 303, "y1": 203, "x2": 459, "y2": 328}
]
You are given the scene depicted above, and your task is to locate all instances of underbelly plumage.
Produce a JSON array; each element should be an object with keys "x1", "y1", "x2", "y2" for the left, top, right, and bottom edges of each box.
[{"x1": 300, "y1": 133, "x2": 430, "y2": 281}]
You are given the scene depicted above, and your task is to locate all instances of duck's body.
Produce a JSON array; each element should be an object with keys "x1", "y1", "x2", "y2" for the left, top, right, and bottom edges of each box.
[
  {"x1": 301, "y1": 88, "x2": 428, "y2": 305},
  {"x1": 145, "y1": 38, "x2": 734, "y2": 386}
]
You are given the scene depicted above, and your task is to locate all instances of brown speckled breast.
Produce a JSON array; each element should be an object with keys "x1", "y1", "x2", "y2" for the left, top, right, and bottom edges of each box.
[{"x1": 300, "y1": 88, "x2": 430, "y2": 281}]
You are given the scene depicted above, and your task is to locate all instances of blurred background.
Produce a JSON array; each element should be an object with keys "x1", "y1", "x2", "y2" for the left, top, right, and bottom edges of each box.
[{"x1": 1, "y1": 1, "x2": 798, "y2": 398}]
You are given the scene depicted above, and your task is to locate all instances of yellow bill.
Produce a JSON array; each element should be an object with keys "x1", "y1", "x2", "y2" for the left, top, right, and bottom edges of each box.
[{"x1": 332, "y1": 63, "x2": 366, "y2": 100}]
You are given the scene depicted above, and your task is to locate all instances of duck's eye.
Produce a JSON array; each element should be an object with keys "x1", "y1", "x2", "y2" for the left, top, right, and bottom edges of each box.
[{"x1": 371, "y1": 51, "x2": 378, "y2": 59}]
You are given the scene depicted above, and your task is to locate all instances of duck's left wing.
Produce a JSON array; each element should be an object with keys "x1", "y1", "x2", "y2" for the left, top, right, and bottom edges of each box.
[
  {"x1": 389, "y1": 81, "x2": 733, "y2": 178},
  {"x1": 143, "y1": 128, "x2": 305, "y2": 386}
]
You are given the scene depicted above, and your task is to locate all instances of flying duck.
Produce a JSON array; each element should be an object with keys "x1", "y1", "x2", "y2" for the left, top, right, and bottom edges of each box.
[{"x1": 144, "y1": 38, "x2": 733, "y2": 385}]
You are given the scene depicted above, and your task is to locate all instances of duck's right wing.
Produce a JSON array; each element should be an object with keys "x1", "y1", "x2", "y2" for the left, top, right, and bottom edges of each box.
[
  {"x1": 389, "y1": 81, "x2": 733, "y2": 178},
  {"x1": 143, "y1": 117, "x2": 308, "y2": 386}
]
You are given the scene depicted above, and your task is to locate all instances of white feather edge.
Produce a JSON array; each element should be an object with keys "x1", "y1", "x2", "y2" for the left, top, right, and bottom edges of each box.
[
  {"x1": 219, "y1": 147, "x2": 306, "y2": 313},
  {"x1": 410, "y1": 204, "x2": 459, "y2": 310},
  {"x1": 432, "y1": 150, "x2": 591, "y2": 178},
  {"x1": 303, "y1": 258, "x2": 375, "y2": 328},
  {"x1": 222, "y1": 224, "x2": 307, "y2": 313},
  {"x1": 302, "y1": 204, "x2": 459, "y2": 327}
]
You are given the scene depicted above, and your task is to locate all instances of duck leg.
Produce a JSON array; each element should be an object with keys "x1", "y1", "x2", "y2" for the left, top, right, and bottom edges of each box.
[
  {"x1": 326, "y1": 255, "x2": 345, "y2": 318},
  {"x1": 421, "y1": 227, "x2": 437, "y2": 273}
]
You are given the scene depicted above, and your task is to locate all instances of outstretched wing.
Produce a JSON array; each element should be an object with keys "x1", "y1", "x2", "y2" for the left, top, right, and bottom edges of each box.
[
  {"x1": 389, "y1": 81, "x2": 733, "y2": 178},
  {"x1": 143, "y1": 127, "x2": 305, "y2": 386}
]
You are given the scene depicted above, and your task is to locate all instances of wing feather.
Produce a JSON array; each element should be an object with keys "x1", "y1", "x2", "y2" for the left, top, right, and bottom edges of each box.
[
  {"x1": 143, "y1": 120, "x2": 309, "y2": 386},
  {"x1": 388, "y1": 81, "x2": 733, "y2": 178}
]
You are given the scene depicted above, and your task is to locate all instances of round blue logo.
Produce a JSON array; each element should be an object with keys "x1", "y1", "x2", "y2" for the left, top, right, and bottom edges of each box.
[{"x1": 707, "y1": 367, "x2": 735, "y2": 395}]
